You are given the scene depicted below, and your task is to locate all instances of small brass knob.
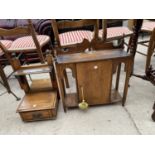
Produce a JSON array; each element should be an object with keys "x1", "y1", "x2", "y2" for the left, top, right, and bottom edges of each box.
[{"x1": 94, "y1": 65, "x2": 98, "y2": 69}]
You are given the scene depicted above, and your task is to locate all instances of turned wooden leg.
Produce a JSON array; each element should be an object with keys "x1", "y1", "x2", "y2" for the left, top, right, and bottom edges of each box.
[
  {"x1": 153, "y1": 102, "x2": 155, "y2": 110},
  {"x1": 0, "y1": 64, "x2": 10, "y2": 93},
  {"x1": 151, "y1": 102, "x2": 155, "y2": 121},
  {"x1": 152, "y1": 112, "x2": 155, "y2": 122}
]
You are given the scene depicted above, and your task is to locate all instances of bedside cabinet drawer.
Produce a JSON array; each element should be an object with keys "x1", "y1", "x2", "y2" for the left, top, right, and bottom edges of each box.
[{"x1": 20, "y1": 110, "x2": 53, "y2": 122}]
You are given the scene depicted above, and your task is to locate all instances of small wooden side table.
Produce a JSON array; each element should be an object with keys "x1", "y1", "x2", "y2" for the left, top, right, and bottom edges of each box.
[{"x1": 54, "y1": 49, "x2": 133, "y2": 112}]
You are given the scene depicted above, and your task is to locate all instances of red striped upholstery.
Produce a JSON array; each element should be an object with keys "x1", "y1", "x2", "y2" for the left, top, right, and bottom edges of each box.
[
  {"x1": 0, "y1": 40, "x2": 13, "y2": 56},
  {"x1": 8, "y1": 35, "x2": 50, "y2": 51},
  {"x1": 59, "y1": 30, "x2": 92, "y2": 46},
  {"x1": 142, "y1": 21, "x2": 155, "y2": 32},
  {"x1": 99, "y1": 27, "x2": 133, "y2": 40}
]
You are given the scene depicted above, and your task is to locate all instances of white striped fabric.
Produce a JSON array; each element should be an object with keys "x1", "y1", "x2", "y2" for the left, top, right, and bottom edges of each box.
[
  {"x1": 0, "y1": 40, "x2": 13, "y2": 56},
  {"x1": 59, "y1": 30, "x2": 92, "y2": 46},
  {"x1": 99, "y1": 27, "x2": 133, "y2": 39},
  {"x1": 142, "y1": 21, "x2": 155, "y2": 31},
  {"x1": 9, "y1": 35, "x2": 50, "y2": 51}
]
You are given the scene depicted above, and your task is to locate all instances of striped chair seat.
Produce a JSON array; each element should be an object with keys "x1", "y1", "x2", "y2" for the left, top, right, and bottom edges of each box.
[
  {"x1": 141, "y1": 21, "x2": 155, "y2": 32},
  {"x1": 8, "y1": 35, "x2": 50, "y2": 52},
  {"x1": 99, "y1": 27, "x2": 133, "y2": 40},
  {"x1": 0, "y1": 40, "x2": 13, "y2": 56},
  {"x1": 59, "y1": 30, "x2": 93, "y2": 46}
]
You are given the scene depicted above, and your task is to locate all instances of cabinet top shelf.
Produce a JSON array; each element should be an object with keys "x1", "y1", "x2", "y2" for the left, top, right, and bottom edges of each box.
[{"x1": 56, "y1": 49, "x2": 132, "y2": 64}]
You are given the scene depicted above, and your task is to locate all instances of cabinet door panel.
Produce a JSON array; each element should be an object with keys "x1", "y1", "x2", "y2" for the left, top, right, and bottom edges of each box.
[{"x1": 76, "y1": 60, "x2": 113, "y2": 105}]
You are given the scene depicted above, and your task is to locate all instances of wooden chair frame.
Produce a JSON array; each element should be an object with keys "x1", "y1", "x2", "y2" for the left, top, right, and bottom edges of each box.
[
  {"x1": 51, "y1": 19, "x2": 99, "y2": 54},
  {"x1": 136, "y1": 20, "x2": 155, "y2": 57},
  {"x1": 132, "y1": 27, "x2": 155, "y2": 79},
  {"x1": 100, "y1": 19, "x2": 135, "y2": 51},
  {"x1": 0, "y1": 20, "x2": 52, "y2": 100},
  {"x1": 0, "y1": 19, "x2": 46, "y2": 64}
]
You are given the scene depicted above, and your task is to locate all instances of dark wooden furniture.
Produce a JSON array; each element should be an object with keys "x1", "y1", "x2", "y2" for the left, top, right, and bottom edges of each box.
[
  {"x1": 0, "y1": 20, "x2": 53, "y2": 105},
  {"x1": 54, "y1": 49, "x2": 133, "y2": 112},
  {"x1": 129, "y1": 20, "x2": 143, "y2": 74},
  {"x1": 131, "y1": 22, "x2": 155, "y2": 121},
  {"x1": 152, "y1": 102, "x2": 155, "y2": 121},
  {"x1": 144, "y1": 28, "x2": 155, "y2": 121},
  {"x1": 0, "y1": 19, "x2": 51, "y2": 81},
  {"x1": 146, "y1": 66, "x2": 155, "y2": 121},
  {"x1": 0, "y1": 19, "x2": 51, "y2": 64}
]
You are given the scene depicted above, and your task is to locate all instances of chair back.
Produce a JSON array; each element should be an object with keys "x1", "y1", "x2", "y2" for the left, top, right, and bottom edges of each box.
[
  {"x1": 101, "y1": 19, "x2": 136, "y2": 41},
  {"x1": 0, "y1": 19, "x2": 45, "y2": 63},
  {"x1": 51, "y1": 19, "x2": 99, "y2": 50}
]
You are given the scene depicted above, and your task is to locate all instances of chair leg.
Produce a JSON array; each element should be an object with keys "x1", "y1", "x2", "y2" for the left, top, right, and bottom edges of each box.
[
  {"x1": 0, "y1": 65, "x2": 20, "y2": 100},
  {"x1": 127, "y1": 36, "x2": 132, "y2": 53},
  {"x1": 8, "y1": 90, "x2": 21, "y2": 101},
  {"x1": 7, "y1": 70, "x2": 15, "y2": 79},
  {"x1": 152, "y1": 102, "x2": 155, "y2": 122},
  {"x1": 0, "y1": 80, "x2": 20, "y2": 100}
]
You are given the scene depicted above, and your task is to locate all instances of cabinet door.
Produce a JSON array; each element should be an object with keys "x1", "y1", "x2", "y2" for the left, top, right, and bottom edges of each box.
[{"x1": 76, "y1": 60, "x2": 113, "y2": 105}]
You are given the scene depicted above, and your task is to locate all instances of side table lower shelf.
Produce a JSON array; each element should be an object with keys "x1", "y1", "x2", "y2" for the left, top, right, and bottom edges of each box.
[{"x1": 65, "y1": 89, "x2": 122, "y2": 108}]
